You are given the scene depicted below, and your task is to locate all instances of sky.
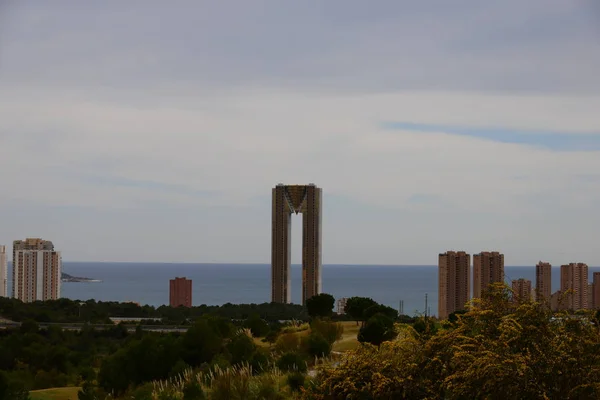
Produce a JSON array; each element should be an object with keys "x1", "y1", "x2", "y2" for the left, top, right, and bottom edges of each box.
[{"x1": 0, "y1": 1, "x2": 599, "y2": 265}]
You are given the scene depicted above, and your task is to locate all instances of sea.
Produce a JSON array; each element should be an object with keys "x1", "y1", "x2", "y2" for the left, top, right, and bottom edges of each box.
[{"x1": 7, "y1": 263, "x2": 600, "y2": 317}]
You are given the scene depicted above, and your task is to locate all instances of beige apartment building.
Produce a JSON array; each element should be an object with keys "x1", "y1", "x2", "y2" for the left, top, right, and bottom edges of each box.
[
  {"x1": 438, "y1": 251, "x2": 471, "y2": 319},
  {"x1": 560, "y1": 262, "x2": 588, "y2": 310},
  {"x1": 272, "y1": 184, "x2": 322, "y2": 305},
  {"x1": 0, "y1": 245, "x2": 7, "y2": 297},
  {"x1": 12, "y1": 238, "x2": 62, "y2": 302},
  {"x1": 535, "y1": 261, "x2": 552, "y2": 304},
  {"x1": 512, "y1": 278, "x2": 532, "y2": 303},
  {"x1": 473, "y1": 251, "x2": 504, "y2": 298}
]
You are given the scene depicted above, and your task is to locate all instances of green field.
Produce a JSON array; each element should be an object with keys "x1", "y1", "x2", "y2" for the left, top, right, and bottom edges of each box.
[
  {"x1": 30, "y1": 387, "x2": 80, "y2": 400},
  {"x1": 332, "y1": 321, "x2": 360, "y2": 352}
]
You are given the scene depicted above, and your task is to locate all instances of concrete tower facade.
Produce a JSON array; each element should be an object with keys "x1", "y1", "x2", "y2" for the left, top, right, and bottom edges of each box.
[
  {"x1": 536, "y1": 261, "x2": 552, "y2": 304},
  {"x1": 592, "y1": 272, "x2": 600, "y2": 309},
  {"x1": 438, "y1": 251, "x2": 471, "y2": 319},
  {"x1": 0, "y1": 245, "x2": 7, "y2": 297},
  {"x1": 169, "y1": 277, "x2": 192, "y2": 307},
  {"x1": 12, "y1": 238, "x2": 62, "y2": 302},
  {"x1": 512, "y1": 278, "x2": 532, "y2": 303},
  {"x1": 271, "y1": 184, "x2": 322, "y2": 305},
  {"x1": 473, "y1": 251, "x2": 504, "y2": 298},
  {"x1": 560, "y1": 263, "x2": 588, "y2": 310}
]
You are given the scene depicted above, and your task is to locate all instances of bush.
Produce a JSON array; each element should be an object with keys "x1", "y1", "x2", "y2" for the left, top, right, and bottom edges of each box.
[
  {"x1": 357, "y1": 313, "x2": 397, "y2": 346},
  {"x1": 303, "y1": 333, "x2": 331, "y2": 358},
  {"x1": 276, "y1": 352, "x2": 307, "y2": 373},
  {"x1": 303, "y1": 283, "x2": 600, "y2": 399},
  {"x1": 275, "y1": 333, "x2": 300, "y2": 353},
  {"x1": 310, "y1": 319, "x2": 343, "y2": 345},
  {"x1": 244, "y1": 314, "x2": 270, "y2": 338},
  {"x1": 286, "y1": 372, "x2": 305, "y2": 392}
]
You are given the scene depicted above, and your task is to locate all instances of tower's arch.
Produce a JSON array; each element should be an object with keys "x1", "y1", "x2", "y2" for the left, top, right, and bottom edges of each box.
[{"x1": 271, "y1": 184, "x2": 322, "y2": 305}]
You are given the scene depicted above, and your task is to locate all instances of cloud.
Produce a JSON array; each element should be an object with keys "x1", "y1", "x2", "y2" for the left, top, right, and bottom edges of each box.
[
  {"x1": 382, "y1": 122, "x2": 600, "y2": 151},
  {"x1": 0, "y1": 1, "x2": 599, "y2": 265}
]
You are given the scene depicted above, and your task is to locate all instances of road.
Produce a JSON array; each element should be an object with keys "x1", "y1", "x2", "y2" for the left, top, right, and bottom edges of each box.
[{"x1": 0, "y1": 321, "x2": 189, "y2": 333}]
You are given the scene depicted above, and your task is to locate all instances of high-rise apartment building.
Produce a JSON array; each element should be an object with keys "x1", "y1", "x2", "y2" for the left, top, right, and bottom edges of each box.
[
  {"x1": 473, "y1": 251, "x2": 504, "y2": 298},
  {"x1": 560, "y1": 263, "x2": 588, "y2": 310},
  {"x1": 438, "y1": 251, "x2": 471, "y2": 319},
  {"x1": 272, "y1": 184, "x2": 322, "y2": 305},
  {"x1": 512, "y1": 278, "x2": 532, "y2": 303},
  {"x1": 169, "y1": 277, "x2": 192, "y2": 307},
  {"x1": 535, "y1": 261, "x2": 552, "y2": 304},
  {"x1": 592, "y1": 272, "x2": 600, "y2": 309},
  {"x1": 12, "y1": 238, "x2": 61, "y2": 302},
  {"x1": 336, "y1": 297, "x2": 348, "y2": 315},
  {"x1": 0, "y1": 246, "x2": 7, "y2": 297}
]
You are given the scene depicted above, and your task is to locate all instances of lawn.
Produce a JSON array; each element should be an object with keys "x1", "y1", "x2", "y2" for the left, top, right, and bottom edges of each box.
[
  {"x1": 332, "y1": 321, "x2": 360, "y2": 352},
  {"x1": 30, "y1": 387, "x2": 81, "y2": 400}
]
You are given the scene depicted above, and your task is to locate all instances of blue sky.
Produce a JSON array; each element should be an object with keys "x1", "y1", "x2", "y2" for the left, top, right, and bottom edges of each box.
[{"x1": 0, "y1": 1, "x2": 599, "y2": 265}]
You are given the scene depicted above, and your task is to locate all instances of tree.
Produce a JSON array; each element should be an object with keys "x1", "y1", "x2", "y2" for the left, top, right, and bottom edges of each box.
[
  {"x1": 304, "y1": 332, "x2": 331, "y2": 358},
  {"x1": 244, "y1": 314, "x2": 270, "y2": 338},
  {"x1": 303, "y1": 283, "x2": 600, "y2": 400},
  {"x1": 357, "y1": 313, "x2": 397, "y2": 346},
  {"x1": 344, "y1": 297, "x2": 378, "y2": 326},
  {"x1": 363, "y1": 304, "x2": 398, "y2": 321},
  {"x1": 181, "y1": 319, "x2": 224, "y2": 367},
  {"x1": 227, "y1": 331, "x2": 257, "y2": 366},
  {"x1": 305, "y1": 293, "x2": 335, "y2": 319}
]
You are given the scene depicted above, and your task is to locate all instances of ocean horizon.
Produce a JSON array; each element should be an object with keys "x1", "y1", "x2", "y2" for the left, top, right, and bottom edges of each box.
[{"x1": 7, "y1": 262, "x2": 600, "y2": 317}]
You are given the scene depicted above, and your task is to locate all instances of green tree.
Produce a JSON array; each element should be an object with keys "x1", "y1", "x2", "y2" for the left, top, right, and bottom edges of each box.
[
  {"x1": 344, "y1": 297, "x2": 378, "y2": 326},
  {"x1": 304, "y1": 332, "x2": 331, "y2": 358},
  {"x1": 357, "y1": 313, "x2": 397, "y2": 346},
  {"x1": 305, "y1": 293, "x2": 335, "y2": 319},
  {"x1": 243, "y1": 314, "x2": 270, "y2": 338},
  {"x1": 226, "y1": 332, "x2": 257, "y2": 366},
  {"x1": 181, "y1": 319, "x2": 224, "y2": 367},
  {"x1": 363, "y1": 304, "x2": 398, "y2": 321}
]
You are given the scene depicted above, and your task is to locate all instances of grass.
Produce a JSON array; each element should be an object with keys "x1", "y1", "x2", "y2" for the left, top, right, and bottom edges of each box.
[
  {"x1": 332, "y1": 321, "x2": 360, "y2": 352},
  {"x1": 30, "y1": 387, "x2": 81, "y2": 400},
  {"x1": 253, "y1": 321, "x2": 362, "y2": 353}
]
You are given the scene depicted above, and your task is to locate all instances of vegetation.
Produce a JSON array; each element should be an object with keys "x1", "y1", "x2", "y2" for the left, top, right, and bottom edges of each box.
[
  {"x1": 6, "y1": 287, "x2": 599, "y2": 399},
  {"x1": 0, "y1": 297, "x2": 308, "y2": 324},
  {"x1": 305, "y1": 294, "x2": 335, "y2": 319},
  {"x1": 303, "y1": 283, "x2": 600, "y2": 399},
  {"x1": 29, "y1": 387, "x2": 80, "y2": 400}
]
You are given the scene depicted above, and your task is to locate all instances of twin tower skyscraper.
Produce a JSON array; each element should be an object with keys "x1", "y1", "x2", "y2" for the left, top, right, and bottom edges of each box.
[{"x1": 271, "y1": 184, "x2": 322, "y2": 305}]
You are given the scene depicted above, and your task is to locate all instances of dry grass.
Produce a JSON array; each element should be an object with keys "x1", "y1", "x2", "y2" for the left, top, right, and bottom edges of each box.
[
  {"x1": 30, "y1": 387, "x2": 81, "y2": 400},
  {"x1": 332, "y1": 321, "x2": 360, "y2": 352}
]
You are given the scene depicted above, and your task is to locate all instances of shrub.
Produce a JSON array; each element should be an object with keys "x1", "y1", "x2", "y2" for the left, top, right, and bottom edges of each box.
[
  {"x1": 310, "y1": 319, "x2": 343, "y2": 345},
  {"x1": 303, "y1": 332, "x2": 331, "y2": 358},
  {"x1": 286, "y1": 372, "x2": 305, "y2": 392},
  {"x1": 276, "y1": 352, "x2": 307, "y2": 373},
  {"x1": 357, "y1": 313, "x2": 397, "y2": 346},
  {"x1": 275, "y1": 333, "x2": 300, "y2": 353}
]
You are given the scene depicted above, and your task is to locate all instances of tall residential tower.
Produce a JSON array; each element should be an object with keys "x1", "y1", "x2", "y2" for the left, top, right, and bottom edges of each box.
[
  {"x1": 12, "y1": 238, "x2": 62, "y2": 302},
  {"x1": 169, "y1": 277, "x2": 192, "y2": 307},
  {"x1": 473, "y1": 251, "x2": 504, "y2": 298},
  {"x1": 271, "y1": 184, "x2": 322, "y2": 305},
  {"x1": 560, "y1": 263, "x2": 588, "y2": 310},
  {"x1": 512, "y1": 278, "x2": 532, "y2": 303},
  {"x1": 0, "y1": 246, "x2": 7, "y2": 297},
  {"x1": 536, "y1": 261, "x2": 552, "y2": 304},
  {"x1": 438, "y1": 251, "x2": 471, "y2": 319}
]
